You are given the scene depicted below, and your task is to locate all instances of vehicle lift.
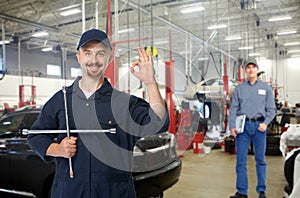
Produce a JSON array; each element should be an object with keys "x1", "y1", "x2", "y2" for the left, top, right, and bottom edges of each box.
[{"x1": 18, "y1": 72, "x2": 36, "y2": 108}]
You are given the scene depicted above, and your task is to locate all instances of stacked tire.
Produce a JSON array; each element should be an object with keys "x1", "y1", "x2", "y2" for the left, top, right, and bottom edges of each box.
[{"x1": 265, "y1": 134, "x2": 281, "y2": 155}]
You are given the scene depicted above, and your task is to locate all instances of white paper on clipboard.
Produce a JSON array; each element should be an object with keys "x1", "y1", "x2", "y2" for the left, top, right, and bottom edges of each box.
[{"x1": 236, "y1": 114, "x2": 246, "y2": 133}]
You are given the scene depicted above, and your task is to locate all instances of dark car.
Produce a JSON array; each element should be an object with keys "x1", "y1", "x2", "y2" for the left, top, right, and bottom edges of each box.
[{"x1": 0, "y1": 107, "x2": 181, "y2": 198}]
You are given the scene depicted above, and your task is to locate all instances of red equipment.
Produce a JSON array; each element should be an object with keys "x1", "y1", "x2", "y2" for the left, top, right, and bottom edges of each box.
[
  {"x1": 223, "y1": 56, "x2": 229, "y2": 133},
  {"x1": 165, "y1": 60, "x2": 176, "y2": 135},
  {"x1": 18, "y1": 73, "x2": 36, "y2": 108},
  {"x1": 18, "y1": 85, "x2": 36, "y2": 108},
  {"x1": 237, "y1": 62, "x2": 245, "y2": 83},
  {"x1": 193, "y1": 132, "x2": 204, "y2": 154},
  {"x1": 176, "y1": 108, "x2": 193, "y2": 150}
]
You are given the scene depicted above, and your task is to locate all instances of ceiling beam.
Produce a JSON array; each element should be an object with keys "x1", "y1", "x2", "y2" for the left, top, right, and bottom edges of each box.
[
  {"x1": 0, "y1": 13, "x2": 59, "y2": 32},
  {"x1": 119, "y1": 0, "x2": 236, "y2": 59}
]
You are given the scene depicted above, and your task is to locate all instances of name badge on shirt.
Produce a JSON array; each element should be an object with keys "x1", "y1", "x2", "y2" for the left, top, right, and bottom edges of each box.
[{"x1": 258, "y1": 89, "x2": 266, "y2": 95}]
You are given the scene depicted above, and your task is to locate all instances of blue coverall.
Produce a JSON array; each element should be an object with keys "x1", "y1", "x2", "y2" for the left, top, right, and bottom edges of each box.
[{"x1": 28, "y1": 77, "x2": 169, "y2": 198}]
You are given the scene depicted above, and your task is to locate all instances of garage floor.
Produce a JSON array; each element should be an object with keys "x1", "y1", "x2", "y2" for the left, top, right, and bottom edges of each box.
[{"x1": 165, "y1": 149, "x2": 286, "y2": 198}]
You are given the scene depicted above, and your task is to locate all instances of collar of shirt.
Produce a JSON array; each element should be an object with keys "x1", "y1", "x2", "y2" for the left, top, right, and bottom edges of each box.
[
  {"x1": 65, "y1": 77, "x2": 114, "y2": 100},
  {"x1": 246, "y1": 79, "x2": 258, "y2": 86}
]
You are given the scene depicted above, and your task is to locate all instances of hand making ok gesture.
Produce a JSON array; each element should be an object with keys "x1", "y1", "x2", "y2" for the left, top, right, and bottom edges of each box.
[{"x1": 130, "y1": 48, "x2": 156, "y2": 85}]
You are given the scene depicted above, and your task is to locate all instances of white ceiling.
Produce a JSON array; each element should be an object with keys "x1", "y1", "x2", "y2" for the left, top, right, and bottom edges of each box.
[{"x1": 0, "y1": 0, "x2": 299, "y2": 63}]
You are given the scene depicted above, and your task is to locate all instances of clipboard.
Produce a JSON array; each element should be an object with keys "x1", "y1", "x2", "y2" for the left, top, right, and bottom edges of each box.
[{"x1": 236, "y1": 114, "x2": 246, "y2": 133}]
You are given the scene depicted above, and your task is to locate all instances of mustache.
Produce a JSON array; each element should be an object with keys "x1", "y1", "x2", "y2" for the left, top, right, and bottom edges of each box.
[{"x1": 86, "y1": 63, "x2": 103, "y2": 67}]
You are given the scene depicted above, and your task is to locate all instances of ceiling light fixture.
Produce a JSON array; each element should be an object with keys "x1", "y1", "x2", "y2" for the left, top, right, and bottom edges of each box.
[
  {"x1": 180, "y1": 6, "x2": 205, "y2": 14},
  {"x1": 118, "y1": 28, "x2": 134, "y2": 34},
  {"x1": 290, "y1": 54, "x2": 300, "y2": 58},
  {"x1": 268, "y1": 15, "x2": 292, "y2": 22},
  {"x1": 179, "y1": 51, "x2": 191, "y2": 55},
  {"x1": 277, "y1": 30, "x2": 297, "y2": 35},
  {"x1": 207, "y1": 24, "x2": 227, "y2": 30},
  {"x1": 256, "y1": 57, "x2": 267, "y2": 60},
  {"x1": 198, "y1": 57, "x2": 209, "y2": 61},
  {"x1": 249, "y1": 53, "x2": 261, "y2": 57},
  {"x1": 60, "y1": 8, "x2": 81, "y2": 16},
  {"x1": 154, "y1": 40, "x2": 168, "y2": 45},
  {"x1": 238, "y1": 46, "x2": 253, "y2": 50},
  {"x1": 288, "y1": 49, "x2": 300, "y2": 54},
  {"x1": 225, "y1": 35, "x2": 242, "y2": 41},
  {"x1": 284, "y1": 42, "x2": 300, "y2": 46},
  {"x1": 32, "y1": 31, "x2": 48, "y2": 37},
  {"x1": 41, "y1": 47, "x2": 52, "y2": 52},
  {"x1": 58, "y1": 4, "x2": 80, "y2": 11},
  {"x1": 0, "y1": 40, "x2": 10, "y2": 45}
]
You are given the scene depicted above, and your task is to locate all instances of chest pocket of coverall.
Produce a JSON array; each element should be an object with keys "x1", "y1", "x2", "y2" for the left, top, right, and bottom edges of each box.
[{"x1": 98, "y1": 114, "x2": 120, "y2": 144}]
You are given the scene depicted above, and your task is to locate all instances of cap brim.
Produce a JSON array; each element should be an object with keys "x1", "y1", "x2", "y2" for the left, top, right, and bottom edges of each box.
[
  {"x1": 245, "y1": 62, "x2": 258, "y2": 68},
  {"x1": 77, "y1": 38, "x2": 111, "y2": 50}
]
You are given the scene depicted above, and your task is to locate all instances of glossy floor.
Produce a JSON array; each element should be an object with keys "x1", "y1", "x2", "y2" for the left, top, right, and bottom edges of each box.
[{"x1": 165, "y1": 149, "x2": 286, "y2": 198}]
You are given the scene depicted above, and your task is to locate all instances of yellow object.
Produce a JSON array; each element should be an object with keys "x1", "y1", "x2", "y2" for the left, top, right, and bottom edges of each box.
[{"x1": 145, "y1": 46, "x2": 158, "y2": 57}]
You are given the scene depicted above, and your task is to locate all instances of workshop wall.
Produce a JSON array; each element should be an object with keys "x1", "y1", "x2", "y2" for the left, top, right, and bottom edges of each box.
[{"x1": 1, "y1": 46, "x2": 79, "y2": 78}]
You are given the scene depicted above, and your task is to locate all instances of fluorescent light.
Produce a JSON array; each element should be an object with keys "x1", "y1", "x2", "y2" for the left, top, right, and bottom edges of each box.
[
  {"x1": 58, "y1": 4, "x2": 80, "y2": 11},
  {"x1": 268, "y1": 16, "x2": 291, "y2": 22},
  {"x1": 154, "y1": 40, "x2": 168, "y2": 45},
  {"x1": 180, "y1": 6, "x2": 205, "y2": 14},
  {"x1": 225, "y1": 35, "x2": 242, "y2": 41},
  {"x1": 290, "y1": 54, "x2": 300, "y2": 58},
  {"x1": 41, "y1": 47, "x2": 52, "y2": 52},
  {"x1": 0, "y1": 40, "x2": 10, "y2": 45},
  {"x1": 207, "y1": 24, "x2": 227, "y2": 30},
  {"x1": 249, "y1": 53, "x2": 261, "y2": 57},
  {"x1": 179, "y1": 51, "x2": 191, "y2": 55},
  {"x1": 284, "y1": 42, "x2": 300, "y2": 46},
  {"x1": 277, "y1": 30, "x2": 297, "y2": 35},
  {"x1": 256, "y1": 57, "x2": 267, "y2": 60},
  {"x1": 288, "y1": 50, "x2": 300, "y2": 54},
  {"x1": 198, "y1": 57, "x2": 209, "y2": 61},
  {"x1": 118, "y1": 28, "x2": 134, "y2": 34},
  {"x1": 32, "y1": 31, "x2": 48, "y2": 37},
  {"x1": 60, "y1": 8, "x2": 81, "y2": 16},
  {"x1": 238, "y1": 46, "x2": 253, "y2": 50}
]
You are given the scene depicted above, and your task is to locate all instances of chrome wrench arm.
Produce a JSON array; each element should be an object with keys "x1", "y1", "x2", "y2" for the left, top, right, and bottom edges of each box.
[
  {"x1": 62, "y1": 86, "x2": 74, "y2": 178},
  {"x1": 23, "y1": 128, "x2": 116, "y2": 134}
]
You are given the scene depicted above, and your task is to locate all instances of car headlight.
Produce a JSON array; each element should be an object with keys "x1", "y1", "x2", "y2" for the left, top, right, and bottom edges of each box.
[
  {"x1": 133, "y1": 145, "x2": 143, "y2": 155},
  {"x1": 169, "y1": 133, "x2": 176, "y2": 148}
]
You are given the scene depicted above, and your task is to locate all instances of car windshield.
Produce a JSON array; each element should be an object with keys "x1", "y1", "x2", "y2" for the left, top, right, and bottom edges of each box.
[
  {"x1": 0, "y1": 114, "x2": 24, "y2": 134},
  {"x1": 0, "y1": 112, "x2": 39, "y2": 138}
]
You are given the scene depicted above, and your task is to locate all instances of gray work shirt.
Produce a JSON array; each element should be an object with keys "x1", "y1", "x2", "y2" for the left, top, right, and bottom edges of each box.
[{"x1": 228, "y1": 79, "x2": 276, "y2": 129}]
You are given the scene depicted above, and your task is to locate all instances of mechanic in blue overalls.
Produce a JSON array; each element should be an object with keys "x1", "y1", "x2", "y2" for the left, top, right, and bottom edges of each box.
[
  {"x1": 28, "y1": 29, "x2": 169, "y2": 198},
  {"x1": 228, "y1": 59, "x2": 276, "y2": 198}
]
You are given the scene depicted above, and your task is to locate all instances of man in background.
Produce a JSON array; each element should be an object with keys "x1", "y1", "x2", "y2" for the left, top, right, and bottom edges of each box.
[{"x1": 228, "y1": 59, "x2": 276, "y2": 198}]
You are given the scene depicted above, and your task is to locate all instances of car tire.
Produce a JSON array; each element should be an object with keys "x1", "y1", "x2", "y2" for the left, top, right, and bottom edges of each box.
[
  {"x1": 265, "y1": 145, "x2": 282, "y2": 155},
  {"x1": 266, "y1": 135, "x2": 280, "y2": 145}
]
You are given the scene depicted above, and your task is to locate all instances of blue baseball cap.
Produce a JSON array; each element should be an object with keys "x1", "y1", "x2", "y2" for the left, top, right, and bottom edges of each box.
[{"x1": 77, "y1": 29, "x2": 111, "y2": 50}]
